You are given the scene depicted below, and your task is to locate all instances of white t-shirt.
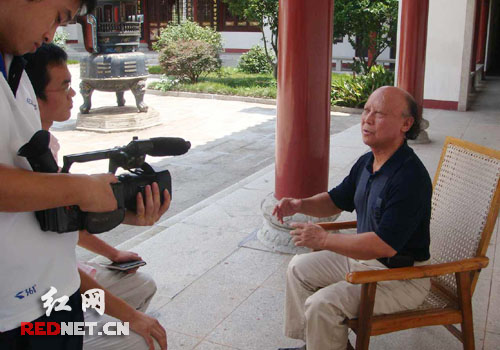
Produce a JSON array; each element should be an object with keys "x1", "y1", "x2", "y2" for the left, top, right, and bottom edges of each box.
[{"x1": 0, "y1": 55, "x2": 80, "y2": 332}]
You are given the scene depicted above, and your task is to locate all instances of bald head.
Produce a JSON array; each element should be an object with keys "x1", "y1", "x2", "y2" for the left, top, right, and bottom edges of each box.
[{"x1": 369, "y1": 86, "x2": 420, "y2": 140}]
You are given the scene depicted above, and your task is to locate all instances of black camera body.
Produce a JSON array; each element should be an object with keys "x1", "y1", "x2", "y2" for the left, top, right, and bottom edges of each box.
[{"x1": 18, "y1": 130, "x2": 190, "y2": 234}]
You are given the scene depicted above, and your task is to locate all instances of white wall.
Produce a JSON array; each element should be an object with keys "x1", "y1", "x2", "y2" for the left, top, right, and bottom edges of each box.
[
  {"x1": 61, "y1": 24, "x2": 81, "y2": 41},
  {"x1": 332, "y1": 36, "x2": 355, "y2": 58},
  {"x1": 330, "y1": 36, "x2": 391, "y2": 59},
  {"x1": 424, "y1": 0, "x2": 472, "y2": 103},
  {"x1": 221, "y1": 31, "x2": 265, "y2": 50}
]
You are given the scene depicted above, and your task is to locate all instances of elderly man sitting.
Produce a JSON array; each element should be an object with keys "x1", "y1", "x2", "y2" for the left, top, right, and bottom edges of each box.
[{"x1": 274, "y1": 86, "x2": 432, "y2": 350}]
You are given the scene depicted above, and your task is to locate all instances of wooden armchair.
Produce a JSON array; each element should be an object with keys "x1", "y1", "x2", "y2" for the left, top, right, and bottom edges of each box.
[{"x1": 318, "y1": 137, "x2": 500, "y2": 350}]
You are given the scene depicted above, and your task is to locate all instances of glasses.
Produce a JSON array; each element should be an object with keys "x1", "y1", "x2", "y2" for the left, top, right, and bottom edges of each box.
[{"x1": 45, "y1": 83, "x2": 73, "y2": 94}]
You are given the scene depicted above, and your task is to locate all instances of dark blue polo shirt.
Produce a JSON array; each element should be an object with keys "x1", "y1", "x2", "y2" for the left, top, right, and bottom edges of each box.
[{"x1": 328, "y1": 142, "x2": 431, "y2": 261}]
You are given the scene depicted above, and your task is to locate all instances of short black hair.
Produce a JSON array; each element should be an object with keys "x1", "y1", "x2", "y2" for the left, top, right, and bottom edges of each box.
[
  {"x1": 403, "y1": 93, "x2": 421, "y2": 140},
  {"x1": 24, "y1": 43, "x2": 68, "y2": 101},
  {"x1": 79, "y1": 0, "x2": 97, "y2": 16}
]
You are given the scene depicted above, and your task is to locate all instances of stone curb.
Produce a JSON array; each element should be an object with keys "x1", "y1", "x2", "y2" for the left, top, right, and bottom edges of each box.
[
  {"x1": 146, "y1": 89, "x2": 276, "y2": 106},
  {"x1": 146, "y1": 88, "x2": 363, "y2": 114}
]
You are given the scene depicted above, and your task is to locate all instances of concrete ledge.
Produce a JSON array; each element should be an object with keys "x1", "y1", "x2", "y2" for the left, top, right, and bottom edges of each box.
[{"x1": 146, "y1": 88, "x2": 363, "y2": 114}]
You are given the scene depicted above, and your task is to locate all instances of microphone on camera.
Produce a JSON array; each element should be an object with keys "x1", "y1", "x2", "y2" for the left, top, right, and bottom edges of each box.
[
  {"x1": 17, "y1": 130, "x2": 59, "y2": 173},
  {"x1": 123, "y1": 137, "x2": 191, "y2": 157}
]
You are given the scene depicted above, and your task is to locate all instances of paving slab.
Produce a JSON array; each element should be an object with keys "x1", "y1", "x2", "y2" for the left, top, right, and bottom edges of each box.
[
  {"x1": 194, "y1": 341, "x2": 239, "y2": 350},
  {"x1": 130, "y1": 222, "x2": 248, "y2": 299},
  {"x1": 155, "y1": 248, "x2": 288, "y2": 338},
  {"x1": 163, "y1": 329, "x2": 203, "y2": 350},
  {"x1": 206, "y1": 287, "x2": 304, "y2": 350}
]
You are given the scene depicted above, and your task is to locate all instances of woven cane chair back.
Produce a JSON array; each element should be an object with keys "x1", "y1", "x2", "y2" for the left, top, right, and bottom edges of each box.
[{"x1": 427, "y1": 137, "x2": 500, "y2": 300}]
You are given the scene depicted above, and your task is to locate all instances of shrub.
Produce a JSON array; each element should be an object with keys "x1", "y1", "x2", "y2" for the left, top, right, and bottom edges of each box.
[
  {"x1": 52, "y1": 30, "x2": 68, "y2": 49},
  {"x1": 148, "y1": 65, "x2": 163, "y2": 74},
  {"x1": 153, "y1": 20, "x2": 223, "y2": 53},
  {"x1": 149, "y1": 76, "x2": 181, "y2": 92},
  {"x1": 159, "y1": 40, "x2": 221, "y2": 83},
  {"x1": 237, "y1": 46, "x2": 274, "y2": 74},
  {"x1": 331, "y1": 65, "x2": 394, "y2": 108}
]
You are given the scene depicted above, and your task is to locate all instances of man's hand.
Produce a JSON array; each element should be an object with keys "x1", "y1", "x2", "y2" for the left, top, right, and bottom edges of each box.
[
  {"x1": 77, "y1": 173, "x2": 118, "y2": 212},
  {"x1": 290, "y1": 222, "x2": 328, "y2": 250},
  {"x1": 129, "y1": 310, "x2": 167, "y2": 350},
  {"x1": 111, "y1": 250, "x2": 143, "y2": 274},
  {"x1": 123, "y1": 183, "x2": 171, "y2": 226},
  {"x1": 273, "y1": 197, "x2": 302, "y2": 223}
]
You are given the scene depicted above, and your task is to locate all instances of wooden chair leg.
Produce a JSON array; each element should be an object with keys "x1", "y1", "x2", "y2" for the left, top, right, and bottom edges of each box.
[
  {"x1": 355, "y1": 282, "x2": 377, "y2": 350},
  {"x1": 456, "y1": 271, "x2": 475, "y2": 350}
]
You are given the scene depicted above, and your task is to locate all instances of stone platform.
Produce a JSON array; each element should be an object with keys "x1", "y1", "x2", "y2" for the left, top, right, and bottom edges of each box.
[{"x1": 76, "y1": 106, "x2": 160, "y2": 132}]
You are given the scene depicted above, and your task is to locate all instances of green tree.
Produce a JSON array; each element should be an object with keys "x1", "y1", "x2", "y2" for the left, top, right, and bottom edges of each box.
[
  {"x1": 222, "y1": 0, "x2": 397, "y2": 76},
  {"x1": 222, "y1": 0, "x2": 278, "y2": 74},
  {"x1": 333, "y1": 0, "x2": 398, "y2": 74}
]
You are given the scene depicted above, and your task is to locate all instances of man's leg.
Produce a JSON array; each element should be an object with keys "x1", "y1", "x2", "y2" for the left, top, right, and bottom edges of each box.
[
  {"x1": 89, "y1": 263, "x2": 157, "y2": 312},
  {"x1": 302, "y1": 260, "x2": 430, "y2": 350},
  {"x1": 83, "y1": 312, "x2": 160, "y2": 350},
  {"x1": 284, "y1": 250, "x2": 351, "y2": 341}
]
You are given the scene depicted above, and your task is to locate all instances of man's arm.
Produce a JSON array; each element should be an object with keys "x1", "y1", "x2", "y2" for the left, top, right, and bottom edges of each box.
[
  {"x1": 273, "y1": 192, "x2": 342, "y2": 223},
  {"x1": 0, "y1": 164, "x2": 118, "y2": 212},
  {"x1": 78, "y1": 231, "x2": 126, "y2": 261},
  {"x1": 289, "y1": 222, "x2": 397, "y2": 260},
  {"x1": 79, "y1": 268, "x2": 167, "y2": 350}
]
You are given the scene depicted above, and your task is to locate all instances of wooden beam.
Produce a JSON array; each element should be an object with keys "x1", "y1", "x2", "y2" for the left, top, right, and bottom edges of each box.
[
  {"x1": 346, "y1": 257, "x2": 489, "y2": 284},
  {"x1": 347, "y1": 308, "x2": 463, "y2": 336},
  {"x1": 355, "y1": 283, "x2": 377, "y2": 349}
]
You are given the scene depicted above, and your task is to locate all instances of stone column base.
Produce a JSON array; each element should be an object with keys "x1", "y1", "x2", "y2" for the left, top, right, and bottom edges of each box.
[
  {"x1": 409, "y1": 117, "x2": 430, "y2": 144},
  {"x1": 257, "y1": 192, "x2": 340, "y2": 254}
]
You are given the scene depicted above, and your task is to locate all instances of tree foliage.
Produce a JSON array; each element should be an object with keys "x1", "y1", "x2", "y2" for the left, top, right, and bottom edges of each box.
[
  {"x1": 222, "y1": 0, "x2": 397, "y2": 76},
  {"x1": 333, "y1": 0, "x2": 398, "y2": 74},
  {"x1": 222, "y1": 0, "x2": 278, "y2": 74}
]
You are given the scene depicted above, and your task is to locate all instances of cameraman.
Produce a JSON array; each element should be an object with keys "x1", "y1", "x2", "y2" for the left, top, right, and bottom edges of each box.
[
  {"x1": 0, "y1": 1, "x2": 162, "y2": 350},
  {"x1": 23, "y1": 43, "x2": 169, "y2": 350}
]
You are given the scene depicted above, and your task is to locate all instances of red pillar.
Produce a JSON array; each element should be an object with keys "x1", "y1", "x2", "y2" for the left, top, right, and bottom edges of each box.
[
  {"x1": 470, "y1": 0, "x2": 482, "y2": 72},
  {"x1": 193, "y1": 0, "x2": 198, "y2": 22},
  {"x1": 476, "y1": 0, "x2": 490, "y2": 64},
  {"x1": 397, "y1": 0, "x2": 429, "y2": 115},
  {"x1": 275, "y1": 0, "x2": 334, "y2": 200}
]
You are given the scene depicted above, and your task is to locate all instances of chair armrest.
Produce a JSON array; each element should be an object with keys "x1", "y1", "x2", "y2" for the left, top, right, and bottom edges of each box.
[
  {"x1": 345, "y1": 257, "x2": 489, "y2": 284},
  {"x1": 318, "y1": 221, "x2": 357, "y2": 231}
]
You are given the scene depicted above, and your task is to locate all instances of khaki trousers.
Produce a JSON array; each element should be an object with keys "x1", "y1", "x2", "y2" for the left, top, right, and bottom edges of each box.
[
  {"x1": 284, "y1": 250, "x2": 430, "y2": 350},
  {"x1": 83, "y1": 263, "x2": 159, "y2": 350}
]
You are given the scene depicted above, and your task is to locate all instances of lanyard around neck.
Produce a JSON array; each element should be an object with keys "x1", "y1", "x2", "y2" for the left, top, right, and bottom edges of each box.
[{"x1": 0, "y1": 53, "x2": 7, "y2": 80}]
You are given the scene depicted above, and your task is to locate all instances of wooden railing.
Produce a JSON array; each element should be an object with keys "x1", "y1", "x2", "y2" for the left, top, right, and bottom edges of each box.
[
  {"x1": 97, "y1": 22, "x2": 141, "y2": 34},
  {"x1": 331, "y1": 56, "x2": 396, "y2": 72}
]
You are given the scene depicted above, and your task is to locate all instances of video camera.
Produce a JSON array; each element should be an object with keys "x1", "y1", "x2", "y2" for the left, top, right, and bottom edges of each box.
[{"x1": 18, "y1": 130, "x2": 191, "y2": 234}]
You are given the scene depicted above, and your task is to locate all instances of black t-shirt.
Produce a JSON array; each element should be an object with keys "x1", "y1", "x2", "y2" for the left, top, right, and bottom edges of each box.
[{"x1": 328, "y1": 142, "x2": 432, "y2": 261}]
